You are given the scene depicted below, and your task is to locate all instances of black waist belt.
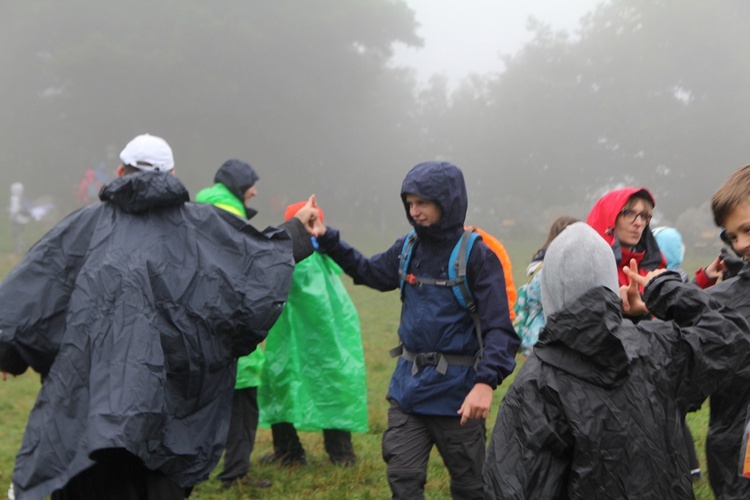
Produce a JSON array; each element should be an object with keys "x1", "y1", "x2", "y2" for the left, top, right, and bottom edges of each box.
[{"x1": 389, "y1": 344, "x2": 476, "y2": 376}]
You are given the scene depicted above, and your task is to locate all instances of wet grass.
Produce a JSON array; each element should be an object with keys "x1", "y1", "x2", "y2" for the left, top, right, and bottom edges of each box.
[{"x1": 0, "y1": 251, "x2": 719, "y2": 499}]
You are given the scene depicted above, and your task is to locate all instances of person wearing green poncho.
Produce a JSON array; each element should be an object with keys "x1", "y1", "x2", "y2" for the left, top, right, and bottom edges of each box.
[
  {"x1": 258, "y1": 201, "x2": 368, "y2": 467},
  {"x1": 195, "y1": 159, "x2": 269, "y2": 489}
]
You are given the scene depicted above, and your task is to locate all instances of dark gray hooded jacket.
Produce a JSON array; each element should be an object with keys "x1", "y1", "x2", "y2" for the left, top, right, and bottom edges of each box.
[
  {"x1": 0, "y1": 172, "x2": 306, "y2": 499},
  {"x1": 484, "y1": 223, "x2": 750, "y2": 499},
  {"x1": 704, "y1": 262, "x2": 750, "y2": 500}
]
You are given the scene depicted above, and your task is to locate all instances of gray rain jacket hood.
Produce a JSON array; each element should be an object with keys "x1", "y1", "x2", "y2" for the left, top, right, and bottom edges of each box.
[
  {"x1": 0, "y1": 172, "x2": 295, "y2": 499},
  {"x1": 540, "y1": 222, "x2": 619, "y2": 320}
]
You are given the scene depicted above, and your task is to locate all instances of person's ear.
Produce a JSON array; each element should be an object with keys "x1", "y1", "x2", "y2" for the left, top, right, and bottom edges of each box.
[{"x1": 116, "y1": 164, "x2": 126, "y2": 177}]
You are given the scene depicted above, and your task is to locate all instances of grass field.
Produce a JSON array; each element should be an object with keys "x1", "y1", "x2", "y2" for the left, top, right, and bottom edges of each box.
[{"x1": 0, "y1": 245, "x2": 721, "y2": 499}]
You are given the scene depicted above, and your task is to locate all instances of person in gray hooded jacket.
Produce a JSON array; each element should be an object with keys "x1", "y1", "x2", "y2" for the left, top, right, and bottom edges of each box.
[{"x1": 483, "y1": 222, "x2": 750, "y2": 499}]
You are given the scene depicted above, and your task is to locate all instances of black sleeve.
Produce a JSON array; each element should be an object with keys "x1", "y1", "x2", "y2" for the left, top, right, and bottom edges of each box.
[
  {"x1": 644, "y1": 271, "x2": 750, "y2": 411},
  {"x1": 278, "y1": 218, "x2": 314, "y2": 263},
  {"x1": 0, "y1": 342, "x2": 28, "y2": 375}
]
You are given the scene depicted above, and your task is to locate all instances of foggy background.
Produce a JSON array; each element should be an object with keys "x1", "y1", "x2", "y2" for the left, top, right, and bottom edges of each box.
[{"x1": 2, "y1": 0, "x2": 748, "y2": 260}]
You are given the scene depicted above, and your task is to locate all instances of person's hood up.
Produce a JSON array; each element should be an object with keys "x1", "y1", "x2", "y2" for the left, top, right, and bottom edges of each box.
[
  {"x1": 400, "y1": 161, "x2": 467, "y2": 240},
  {"x1": 213, "y1": 159, "x2": 259, "y2": 203},
  {"x1": 652, "y1": 226, "x2": 685, "y2": 269},
  {"x1": 541, "y1": 222, "x2": 619, "y2": 319},
  {"x1": 99, "y1": 172, "x2": 189, "y2": 213},
  {"x1": 586, "y1": 187, "x2": 655, "y2": 247},
  {"x1": 534, "y1": 286, "x2": 629, "y2": 388}
]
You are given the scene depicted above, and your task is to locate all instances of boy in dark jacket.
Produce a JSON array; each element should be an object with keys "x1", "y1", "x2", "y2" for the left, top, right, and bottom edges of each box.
[
  {"x1": 0, "y1": 134, "x2": 318, "y2": 500},
  {"x1": 483, "y1": 222, "x2": 750, "y2": 499},
  {"x1": 703, "y1": 163, "x2": 750, "y2": 500},
  {"x1": 313, "y1": 161, "x2": 518, "y2": 499}
]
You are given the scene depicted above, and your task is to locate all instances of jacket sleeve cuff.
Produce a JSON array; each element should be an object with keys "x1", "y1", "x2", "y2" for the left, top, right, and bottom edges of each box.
[
  {"x1": 474, "y1": 375, "x2": 499, "y2": 390},
  {"x1": 278, "y1": 218, "x2": 314, "y2": 263},
  {"x1": 315, "y1": 227, "x2": 340, "y2": 253},
  {"x1": 694, "y1": 267, "x2": 717, "y2": 289}
]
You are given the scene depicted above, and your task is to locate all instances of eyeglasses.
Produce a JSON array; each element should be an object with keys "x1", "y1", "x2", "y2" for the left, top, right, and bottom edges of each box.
[{"x1": 619, "y1": 209, "x2": 652, "y2": 224}]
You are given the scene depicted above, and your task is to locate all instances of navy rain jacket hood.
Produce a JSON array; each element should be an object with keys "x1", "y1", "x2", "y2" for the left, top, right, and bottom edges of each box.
[
  {"x1": 401, "y1": 161, "x2": 466, "y2": 241},
  {"x1": 213, "y1": 159, "x2": 259, "y2": 203}
]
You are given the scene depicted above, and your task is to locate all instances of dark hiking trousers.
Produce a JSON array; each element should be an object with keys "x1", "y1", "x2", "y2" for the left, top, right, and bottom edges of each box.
[
  {"x1": 218, "y1": 386, "x2": 259, "y2": 482},
  {"x1": 323, "y1": 429, "x2": 357, "y2": 465},
  {"x1": 51, "y1": 449, "x2": 189, "y2": 500},
  {"x1": 382, "y1": 401, "x2": 486, "y2": 500},
  {"x1": 272, "y1": 423, "x2": 357, "y2": 465}
]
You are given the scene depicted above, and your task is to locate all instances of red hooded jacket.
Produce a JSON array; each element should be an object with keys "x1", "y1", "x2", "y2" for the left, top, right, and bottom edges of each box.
[{"x1": 586, "y1": 187, "x2": 666, "y2": 287}]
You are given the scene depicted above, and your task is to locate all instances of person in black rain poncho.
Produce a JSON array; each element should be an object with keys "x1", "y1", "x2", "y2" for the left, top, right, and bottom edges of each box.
[
  {"x1": 0, "y1": 134, "x2": 319, "y2": 500},
  {"x1": 483, "y1": 222, "x2": 750, "y2": 499}
]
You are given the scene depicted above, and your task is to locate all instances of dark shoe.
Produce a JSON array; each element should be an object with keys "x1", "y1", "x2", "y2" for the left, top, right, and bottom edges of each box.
[
  {"x1": 220, "y1": 479, "x2": 238, "y2": 490},
  {"x1": 259, "y1": 452, "x2": 307, "y2": 467},
  {"x1": 246, "y1": 477, "x2": 272, "y2": 488},
  {"x1": 330, "y1": 455, "x2": 357, "y2": 467},
  {"x1": 220, "y1": 476, "x2": 273, "y2": 489},
  {"x1": 324, "y1": 429, "x2": 356, "y2": 467},
  {"x1": 258, "y1": 453, "x2": 278, "y2": 466},
  {"x1": 691, "y1": 469, "x2": 703, "y2": 482}
]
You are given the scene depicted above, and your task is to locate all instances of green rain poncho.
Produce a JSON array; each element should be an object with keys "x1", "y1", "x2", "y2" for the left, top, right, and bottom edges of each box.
[{"x1": 258, "y1": 251, "x2": 368, "y2": 432}]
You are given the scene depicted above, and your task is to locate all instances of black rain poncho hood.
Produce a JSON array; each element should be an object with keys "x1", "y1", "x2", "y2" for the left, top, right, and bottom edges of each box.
[{"x1": 0, "y1": 172, "x2": 295, "y2": 499}]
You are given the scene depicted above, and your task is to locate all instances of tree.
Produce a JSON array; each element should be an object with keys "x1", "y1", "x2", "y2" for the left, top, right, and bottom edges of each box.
[
  {"x1": 0, "y1": 0, "x2": 423, "y2": 235},
  {"x1": 423, "y1": 0, "x2": 750, "y2": 232}
]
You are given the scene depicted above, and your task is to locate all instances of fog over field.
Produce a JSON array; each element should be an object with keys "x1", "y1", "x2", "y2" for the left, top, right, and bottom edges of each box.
[{"x1": 2, "y1": 0, "x2": 748, "y2": 253}]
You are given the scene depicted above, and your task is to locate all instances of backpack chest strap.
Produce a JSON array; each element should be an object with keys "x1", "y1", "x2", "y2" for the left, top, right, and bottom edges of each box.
[{"x1": 398, "y1": 272, "x2": 465, "y2": 288}]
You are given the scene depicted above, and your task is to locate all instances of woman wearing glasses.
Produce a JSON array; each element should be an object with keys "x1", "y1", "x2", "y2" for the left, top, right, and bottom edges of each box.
[{"x1": 586, "y1": 187, "x2": 666, "y2": 294}]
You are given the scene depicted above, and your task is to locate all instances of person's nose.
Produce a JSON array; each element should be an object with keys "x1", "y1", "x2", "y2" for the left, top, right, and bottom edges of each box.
[{"x1": 410, "y1": 205, "x2": 420, "y2": 218}]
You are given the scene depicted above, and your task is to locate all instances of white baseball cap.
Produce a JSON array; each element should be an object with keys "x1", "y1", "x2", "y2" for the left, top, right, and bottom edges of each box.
[{"x1": 119, "y1": 134, "x2": 174, "y2": 172}]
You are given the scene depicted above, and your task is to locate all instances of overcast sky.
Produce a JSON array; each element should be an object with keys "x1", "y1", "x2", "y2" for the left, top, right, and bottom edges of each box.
[{"x1": 391, "y1": 0, "x2": 606, "y2": 87}]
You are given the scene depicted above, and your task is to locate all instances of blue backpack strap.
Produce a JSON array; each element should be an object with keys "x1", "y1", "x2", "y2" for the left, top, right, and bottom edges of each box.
[
  {"x1": 448, "y1": 229, "x2": 480, "y2": 308},
  {"x1": 398, "y1": 230, "x2": 417, "y2": 295},
  {"x1": 449, "y1": 228, "x2": 484, "y2": 360}
]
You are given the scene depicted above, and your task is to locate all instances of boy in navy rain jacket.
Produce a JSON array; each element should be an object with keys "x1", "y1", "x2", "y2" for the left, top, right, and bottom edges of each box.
[{"x1": 313, "y1": 161, "x2": 518, "y2": 499}]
